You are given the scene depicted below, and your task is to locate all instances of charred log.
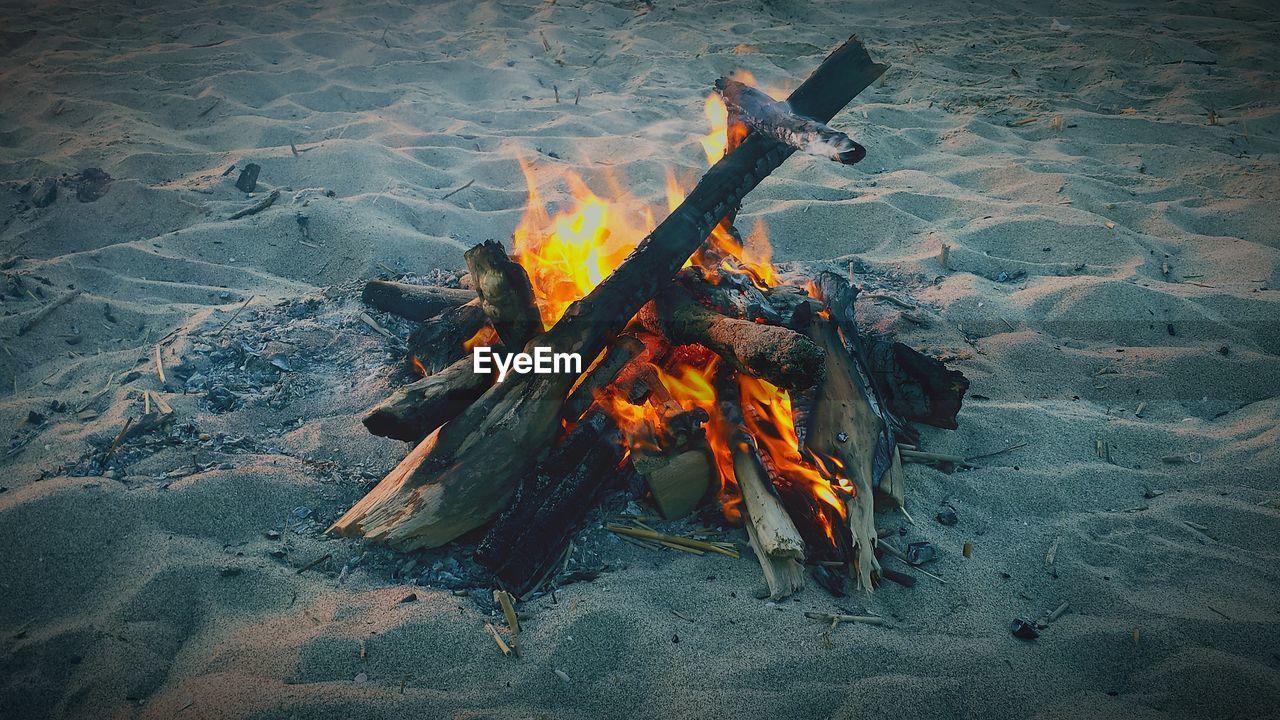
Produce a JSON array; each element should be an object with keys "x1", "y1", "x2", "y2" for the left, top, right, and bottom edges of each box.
[
  {"x1": 716, "y1": 78, "x2": 865, "y2": 165},
  {"x1": 475, "y1": 408, "x2": 629, "y2": 597},
  {"x1": 363, "y1": 352, "x2": 499, "y2": 442},
  {"x1": 362, "y1": 280, "x2": 474, "y2": 322},
  {"x1": 406, "y1": 300, "x2": 489, "y2": 375},
  {"x1": 863, "y1": 338, "x2": 969, "y2": 430}
]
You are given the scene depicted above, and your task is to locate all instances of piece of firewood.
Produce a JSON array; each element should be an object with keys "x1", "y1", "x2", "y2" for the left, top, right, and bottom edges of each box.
[
  {"x1": 635, "y1": 449, "x2": 712, "y2": 520},
  {"x1": 475, "y1": 408, "x2": 629, "y2": 596},
  {"x1": 329, "y1": 35, "x2": 888, "y2": 550},
  {"x1": 717, "y1": 78, "x2": 865, "y2": 164},
  {"x1": 361, "y1": 280, "x2": 475, "y2": 322},
  {"x1": 644, "y1": 284, "x2": 824, "y2": 390},
  {"x1": 406, "y1": 299, "x2": 490, "y2": 375},
  {"x1": 363, "y1": 352, "x2": 499, "y2": 441},
  {"x1": 862, "y1": 338, "x2": 969, "y2": 430},
  {"x1": 464, "y1": 240, "x2": 542, "y2": 350},
  {"x1": 804, "y1": 315, "x2": 886, "y2": 591},
  {"x1": 732, "y1": 434, "x2": 805, "y2": 560},
  {"x1": 745, "y1": 519, "x2": 805, "y2": 600},
  {"x1": 16, "y1": 289, "x2": 81, "y2": 336}
]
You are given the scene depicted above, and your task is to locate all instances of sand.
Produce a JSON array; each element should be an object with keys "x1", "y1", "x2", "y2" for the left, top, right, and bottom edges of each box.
[{"x1": 2, "y1": 0, "x2": 1278, "y2": 718}]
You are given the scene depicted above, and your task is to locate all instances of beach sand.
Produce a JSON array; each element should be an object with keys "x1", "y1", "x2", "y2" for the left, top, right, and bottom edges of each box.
[{"x1": 2, "y1": 1, "x2": 1278, "y2": 718}]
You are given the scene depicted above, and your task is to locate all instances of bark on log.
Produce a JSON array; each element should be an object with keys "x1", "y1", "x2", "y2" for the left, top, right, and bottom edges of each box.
[
  {"x1": 644, "y1": 284, "x2": 824, "y2": 390},
  {"x1": 406, "y1": 300, "x2": 489, "y2": 375},
  {"x1": 717, "y1": 78, "x2": 866, "y2": 165},
  {"x1": 329, "y1": 35, "x2": 887, "y2": 550},
  {"x1": 464, "y1": 240, "x2": 542, "y2": 350},
  {"x1": 363, "y1": 352, "x2": 499, "y2": 442},
  {"x1": 475, "y1": 408, "x2": 628, "y2": 597},
  {"x1": 362, "y1": 280, "x2": 474, "y2": 322}
]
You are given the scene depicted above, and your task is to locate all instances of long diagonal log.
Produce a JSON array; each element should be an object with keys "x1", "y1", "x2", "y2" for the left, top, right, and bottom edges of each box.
[{"x1": 329, "y1": 35, "x2": 888, "y2": 550}]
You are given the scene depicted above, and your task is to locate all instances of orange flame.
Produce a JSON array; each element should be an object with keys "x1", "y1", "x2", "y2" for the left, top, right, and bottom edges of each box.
[{"x1": 506, "y1": 79, "x2": 846, "y2": 544}]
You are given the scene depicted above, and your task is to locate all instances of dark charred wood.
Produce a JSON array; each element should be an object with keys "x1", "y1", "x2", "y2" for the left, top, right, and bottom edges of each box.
[
  {"x1": 644, "y1": 284, "x2": 824, "y2": 390},
  {"x1": 464, "y1": 240, "x2": 542, "y2": 350},
  {"x1": 406, "y1": 300, "x2": 489, "y2": 375},
  {"x1": 361, "y1": 280, "x2": 474, "y2": 322},
  {"x1": 475, "y1": 408, "x2": 628, "y2": 597},
  {"x1": 863, "y1": 339, "x2": 969, "y2": 430},
  {"x1": 362, "y1": 352, "x2": 499, "y2": 442},
  {"x1": 717, "y1": 78, "x2": 865, "y2": 164},
  {"x1": 329, "y1": 36, "x2": 887, "y2": 550}
]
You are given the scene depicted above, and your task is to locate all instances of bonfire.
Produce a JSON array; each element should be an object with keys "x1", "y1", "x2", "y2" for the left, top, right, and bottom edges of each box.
[{"x1": 330, "y1": 36, "x2": 968, "y2": 601}]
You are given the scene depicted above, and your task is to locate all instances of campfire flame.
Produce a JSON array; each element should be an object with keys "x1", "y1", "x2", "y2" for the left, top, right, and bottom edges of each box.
[{"x1": 508, "y1": 83, "x2": 850, "y2": 554}]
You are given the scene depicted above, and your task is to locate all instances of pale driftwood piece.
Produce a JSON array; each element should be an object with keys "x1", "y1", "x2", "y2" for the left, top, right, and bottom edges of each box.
[
  {"x1": 464, "y1": 240, "x2": 542, "y2": 350},
  {"x1": 644, "y1": 284, "x2": 824, "y2": 390},
  {"x1": 732, "y1": 434, "x2": 804, "y2": 559},
  {"x1": 16, "y1": 289, "x2": 81, "y2": 336},
  {"x1": 805, "y1": 315, "x2": 883, "y2": 591},
  {"x1": 804, "y1": 611, "x2": 886, "y2": 626},
  {"x1": 635, "y1": 449, "x2": 713, "y2": 520},
  {"x1": 745, "y1": 520, "x2": 805, "y2": 600},
  {"x1": 406, "y1": 300, "x2": 489, "y2": 374},
  {"x1": 716, "y1": 78, "x2": 865, "y2": 164},
  {"x1": 879, "y1": 444, "x2": 906, "y2": 509},
  {"x1": 362, "y1": 352, "x2": 498, "y2": 441},
  {"x1": 361, "y1": 280, "x2": 475, "y2": 322},
  {"x1": 228, "y1": 188, "x2": 279, "y2": 219},
  {"x1": 329, "y1": 35, "x2": 888, "y2": 550}
]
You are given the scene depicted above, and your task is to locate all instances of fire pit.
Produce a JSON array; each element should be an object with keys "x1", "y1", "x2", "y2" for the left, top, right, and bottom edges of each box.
[{"x1": 331, "y1": 36, "x2": 967, "y2": 602}]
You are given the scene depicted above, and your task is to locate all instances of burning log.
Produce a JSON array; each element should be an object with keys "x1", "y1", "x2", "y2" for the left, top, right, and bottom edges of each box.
[
  {"x1": 643, "y1": 284, "x2": 824, "y2": 390},
  {"x1": 561, "y1": 334, "x2": 645, "y2": 422},
  {"x1": 716, "y1": 78, "x2": 866, "y2": 165},
  {"x1": 475, "y1": 407, "x2": 630, "y2": 596},
  {"x1": 406, "y1": 300, "x2": 489, "y2": 375},
  {"x1": 464, "y1": 240, "x2": 542, "y2": 350},
  {"x1": 330, "y1": 35, "x2": 888, "y2": 550},
  {"x1": 362, "y1": 352, "x2": 499, "y2": 442},
  {"x1": 361, "y1": 280, "x2": 474, "y2": 322}
]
